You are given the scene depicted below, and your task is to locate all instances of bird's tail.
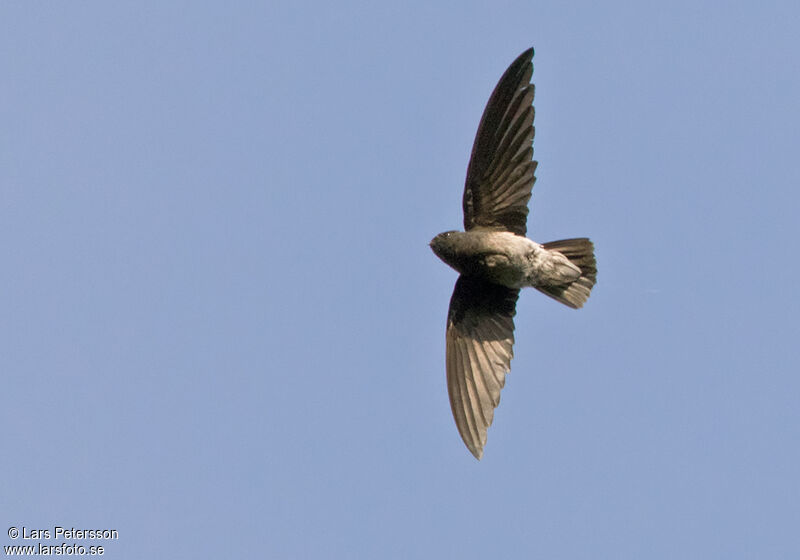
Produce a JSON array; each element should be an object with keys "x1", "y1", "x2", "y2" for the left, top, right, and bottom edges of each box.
[{"x1": 536, "y1": 238, "x2": 597, "y2": 309}]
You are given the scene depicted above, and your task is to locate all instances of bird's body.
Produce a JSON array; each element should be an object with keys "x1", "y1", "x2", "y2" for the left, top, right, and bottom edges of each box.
[
  {"x1": 431, "y1": 230, "x2": 581, "y2": 290},
  {"x1": 430, "y1": 47, "x2": 597, "y2": 459}
]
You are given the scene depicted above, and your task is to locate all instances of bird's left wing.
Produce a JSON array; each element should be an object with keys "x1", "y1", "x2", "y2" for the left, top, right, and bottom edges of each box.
[
  {"x1": 463, "y1": 47, "x2": 537, "y2": 236},
  {"x1": 446, "y1": 275, "x2": 519, "y2": 459}
]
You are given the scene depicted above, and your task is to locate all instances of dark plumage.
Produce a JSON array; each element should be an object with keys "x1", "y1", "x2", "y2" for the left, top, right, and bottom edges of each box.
[{"x1": 430, "y1": 48, "x2": 598, "y2": 459}]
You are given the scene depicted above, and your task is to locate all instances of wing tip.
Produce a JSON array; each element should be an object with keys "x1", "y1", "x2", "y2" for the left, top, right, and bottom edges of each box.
[
  {"x1": 468, "y1": 444, "x2": 485, "y2": 460},
  {"x1": 513, "y1": 47, "x2": 534, "y2": 69}
]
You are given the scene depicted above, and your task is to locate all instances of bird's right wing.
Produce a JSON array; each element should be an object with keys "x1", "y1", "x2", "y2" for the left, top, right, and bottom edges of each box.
[
  {"x1": 463, "y1": 47, "x2": 537, "y2": 237},
  {"x1": 446, "y1": 275, "x2": 519, "y2": 459}
]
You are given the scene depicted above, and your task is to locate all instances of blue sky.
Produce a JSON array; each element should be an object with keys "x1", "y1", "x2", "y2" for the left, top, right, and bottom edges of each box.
[{"x1": 2, "y1": 1, "x2": 799, "y2": 558}]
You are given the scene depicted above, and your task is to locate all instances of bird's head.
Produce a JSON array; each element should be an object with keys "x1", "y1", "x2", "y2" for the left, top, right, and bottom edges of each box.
[
  {"x1": 430, "y1": 230, "x2": 457, "y2": 256},
  {"x1": 430, "y1": 230, "x2": 466, "y2": 272}
]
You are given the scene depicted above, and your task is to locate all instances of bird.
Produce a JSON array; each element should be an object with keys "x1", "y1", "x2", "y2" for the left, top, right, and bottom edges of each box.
[{"x1": 430, "y1": 47, "x2": 597, "y2": 459}]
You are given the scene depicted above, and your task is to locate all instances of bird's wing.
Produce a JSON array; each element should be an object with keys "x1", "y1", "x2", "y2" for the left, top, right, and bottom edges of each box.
[
  {"x1": 446, "y1": 275, "x2": 519, "y2": 459},
  {"x1": 463, "y1": 47, "x2": 537, "y2": 237}
]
